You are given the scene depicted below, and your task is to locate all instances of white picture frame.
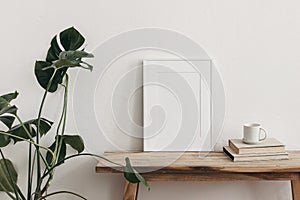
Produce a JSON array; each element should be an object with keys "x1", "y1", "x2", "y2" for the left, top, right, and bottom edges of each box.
[{"x1": 143, "y1": 60, "x2": 213, "y2": 151}]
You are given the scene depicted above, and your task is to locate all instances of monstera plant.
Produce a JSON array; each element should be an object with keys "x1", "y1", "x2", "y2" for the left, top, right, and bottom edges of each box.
[{"x1": 0, "y1": 27, "x2": 149, "y2": 200}]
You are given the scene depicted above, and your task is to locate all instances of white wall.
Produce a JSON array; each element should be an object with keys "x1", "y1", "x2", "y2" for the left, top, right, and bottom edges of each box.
[{"x1": 1, "y1": 0, "x2": 300, "y2": 199}]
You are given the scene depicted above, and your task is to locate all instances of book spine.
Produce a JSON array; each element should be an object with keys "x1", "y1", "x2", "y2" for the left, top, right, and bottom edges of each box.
[
  {"x1": 228, "y1": 140, "x2": 240, "y2": 154},
  {"x1": 223, "y1": 147, "x2": 234, "y2": 161}
]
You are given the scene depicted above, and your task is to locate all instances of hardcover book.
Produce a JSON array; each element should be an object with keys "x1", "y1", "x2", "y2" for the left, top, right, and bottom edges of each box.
[
  {"x1": 229, "y1": 138, "x2": 285, "y2": 154},
  {"x1": 223, "y1": 146, "x2": 288, "y2": 162}
]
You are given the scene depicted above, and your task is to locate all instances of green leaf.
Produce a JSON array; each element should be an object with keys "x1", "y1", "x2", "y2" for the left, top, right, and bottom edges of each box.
[
  {"x1": 34, "y1": 61, "x2": 67, "y2": 92},
  {"x1": 46, "y1": 137, "x2": 66, "y2": 166},
  {"x1": 0, "y1": 97, "x2": 9, "y2": 112},
  {"x1": 0, "y1": 135, "x2": 10, "y2": 148},
  {"x1": 0, "y1": 159, "x2": 18, "y2": 192},
  {"x1": 0, "y1": 91, "x2": 18, "y2": 110},
  {"x1": 80, "y1": 61, "x2": 94, "y2": 71},
  {"x1": 9, "y1": 123, "x2": 36, "y2": 143},
  {"x1": 31, "y1": 118, "x2": 53, "y2": 136},
  {"x1": 59, "y1": 27, "x2": 85, "y2": 51},
  {"x1": 46, "y1": 27, "x2": 84, "y2": 62},
  {"x1": 46, "y1": 135, "x2": 84, "y2": 166},
  {"x1": 53, "y1": 59, "x2": 79, "y2": 69},
  {"x1": 56, "y1": 51, "x2": 94, "y2": 71},
  {"x1": 124, "y1": 157, "x2": 150, "y2": 191},
  {"x1": 62, "y1": 135, "x2": 85, "y2": 153},
  {"x1": 0, "y1": 106, "x2": 17, "y2": 116},
  {"x1": 0, "y1": 92, "x2": 18, "y2": 130},
  {"x1": 46, "y1": 36, "x2": 62, "y2": 62},
  {"x1": 59, "y1": 51, "x2": 94, "y2": 60},
  {"x1": 35, "y1": 27, "x2": 91, "y2": 92},
  {"x1": 53, "y1": 58, "x2": 93, "y2": 72},
  {"x1": 1, "y1": 92, "x2": 18, "y2": 103},
  {"x1": 0, "y1": 106, "x2": 17, "y2": 130},
  {"x1": 0, "y1": 116, "x2": 15, "y2": 129},
  {"x1": 9, "y1": 118, "x2": 53, "y2": 143}
]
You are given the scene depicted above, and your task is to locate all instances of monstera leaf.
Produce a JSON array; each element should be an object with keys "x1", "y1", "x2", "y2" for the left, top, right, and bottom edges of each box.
[
  {"x1": 0, "y1": 106, "x2": 17, "y2": 129},
  {"x1": 59, "y1": 27, "x2": 85, "y2": 51},
  {"x1": 46, "y1": 27, "x2": 85, "y2": 63},
  {"x1": 0, "y1": 92, "x2": 19, "y2": 147},
  {"x1": 9, "y1": 118, "x2": 53, "y2": 143},
  {"x1": 0, "y1": 107, "x2": 22, "y2": 147},
  {"x1": 34, "y1": 61, "x2": 67, "y2": 93},
  {"x1": 124, "y1": 157, "x2": 150, "y2": 191},
  {"x1": 0, "y1": 135, "x2": 10, "y2": 148},
  {"x1": 0, "y1": 91, "x2": 18, "y2": 110},
  {"x1": 46, "y1": 136, "x2": 66, "y2": 166},
  {"x1": 0, "y1": 159, "x2": 18, "y2": 193},
  {"x1": 56, "y1": 51, "x2": 94, "y2": 71},
  {"x1": 46, "y1": 135, "x2": 84, "y2": 166},
  {"x1": 35, "y1": 27, "x2": 94, "y2": 93},
  {"x1": 0, "y1": 91, "x2": 18, "y2": 129},
  {"x1": 62, "y1": 135, "x2": 85, "y2": 153}
]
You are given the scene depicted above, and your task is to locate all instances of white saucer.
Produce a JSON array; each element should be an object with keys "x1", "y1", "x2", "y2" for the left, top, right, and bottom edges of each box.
[{"x1": 242, "y1": 138, "x2": 263, "y2": 144}]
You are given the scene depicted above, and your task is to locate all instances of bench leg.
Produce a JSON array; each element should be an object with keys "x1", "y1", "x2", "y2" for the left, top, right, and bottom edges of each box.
[
  {"x1": 123, "y1": 180, "x2": 139, "y2": 200},
  {"x1": 291, "y1": 179, "x2": 300, "y2": 200}
]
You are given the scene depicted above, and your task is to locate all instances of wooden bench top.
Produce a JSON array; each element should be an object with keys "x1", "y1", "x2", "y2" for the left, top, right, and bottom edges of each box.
[
  {"x1": 96, "y1": 151, "x2": 300, "y2": 199},
  {"x1": 96, "y1": 151, "x2": 300, "y2": 173}
]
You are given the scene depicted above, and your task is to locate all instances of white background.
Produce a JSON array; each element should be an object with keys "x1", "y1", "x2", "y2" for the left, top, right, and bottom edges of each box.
[{"x1": 1, "y1": 0, "x2": 300, "y2": 199}]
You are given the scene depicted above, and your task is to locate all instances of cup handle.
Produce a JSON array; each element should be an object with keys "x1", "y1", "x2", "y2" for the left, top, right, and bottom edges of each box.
[{"x1": 259, "y1": 128, "x2": 267, "y2": 141}]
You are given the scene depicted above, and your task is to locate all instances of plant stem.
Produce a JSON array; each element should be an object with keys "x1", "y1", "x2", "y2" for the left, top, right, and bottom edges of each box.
[
  {"x1": 35, "y1": 90, "x2": 47, "y2": 198},
  {"x1": 41, "y1": 153, "x2": 123, "y2": 179},
  {"x1": 30, "y1": 150, "x2": 36, "y2": 194},
  {"x1": 10, "y1": 114, "x2": 51, "y2": 169},
  {"x1": 0, "y1": 150, "x2": 20, "y2": 200},
  {"x1": 55, "y1": 85, "x2": 67, "y2": 137},
  {"x1": 34, "y1": 70, "x2": 57, "y2": 200},
  {"x1": 0, "y1": 132, "x2": 55, "y2": 158},
  {"x1": 14, "y1": 115, "x2": 35, "y2": 142},
  {"x1": 41, "y1": 74, "x2": 69, "y2": 195},
  {"x1": 54, "y1": 74, "x2": 68, "y2": 160},
  {"x1": 38, "y1": 190, "x2": 87, "y2": 200},
  {"x1": 60, "y1": 74, "x2": 68, "y2": 137},
  {"x1": 16, "y1": 187, "x2": 26, "y2": 200},
  {"x1": 54, "y1": 74, "x2": 68, "y2": 162},
  {"x1": 13, "y1": 112, "x2": 35, "y2": 200},
  {"x1": 14, "y1": 114, "x2": 48, "y2": 199},
  {"x1": 27, "y1": 143, "x2": 32, "y2": 200},
  {"x1": 5, "y1": 191, "x2": 16, "y2": 200}
]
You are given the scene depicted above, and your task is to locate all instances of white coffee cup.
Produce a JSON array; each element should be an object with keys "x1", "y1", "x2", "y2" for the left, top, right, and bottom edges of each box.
[{"x1": 243, "y1": 123, "x2": 267, "y2": 144}]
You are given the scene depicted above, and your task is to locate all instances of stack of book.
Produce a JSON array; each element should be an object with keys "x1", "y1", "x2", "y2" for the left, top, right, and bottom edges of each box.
[{"x1": 223, "y1": 138, "x2": 288, "y2": 162}]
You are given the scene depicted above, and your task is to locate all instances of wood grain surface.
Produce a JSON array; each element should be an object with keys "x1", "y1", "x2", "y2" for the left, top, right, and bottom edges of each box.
[
  {"x1": 123, "y1": 180, "x2": 139, "y2": 200},
  {"x1": 96, "y1": 151, "x2": 300, "y2": 200},
  {"x1": 292, "y1": 178, "x2": 300, "y2": 200},
  {"x1": 96, "y1": 151, "x2": 300, "y2": 173}
]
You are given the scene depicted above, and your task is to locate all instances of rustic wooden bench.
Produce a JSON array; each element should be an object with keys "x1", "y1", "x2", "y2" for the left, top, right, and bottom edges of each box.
[{"x1": 96, "y1": 151, "x2": 300, "y2": 200}]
